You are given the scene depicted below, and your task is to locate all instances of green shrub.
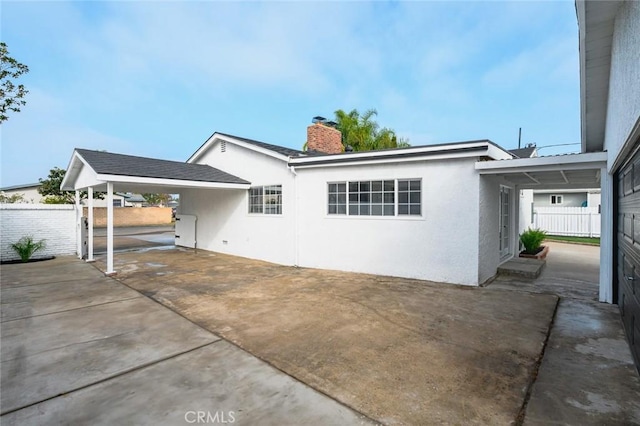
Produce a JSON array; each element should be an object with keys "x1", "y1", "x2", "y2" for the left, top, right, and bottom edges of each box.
[
  {"x1": 11, "y1": 236, "x2": 46, "y2": 262},
  {"x1": 520, "y1": 228, "x2": 547, "y2": 254}
]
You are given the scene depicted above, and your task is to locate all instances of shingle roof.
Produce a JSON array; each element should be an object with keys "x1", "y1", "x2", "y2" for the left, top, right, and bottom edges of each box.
[
  {"x1": 509, "y1": 147, "x2": 537, "y2": 158},
  {"x1": 76, "y1": 149, "x2": 249, "y2": 184},
  {"x1": 0, "y1": 182, "x2": 41, "y2": 191},
  {"x1": 217, "y1": 132, "x2": 304, "y2": 157}
]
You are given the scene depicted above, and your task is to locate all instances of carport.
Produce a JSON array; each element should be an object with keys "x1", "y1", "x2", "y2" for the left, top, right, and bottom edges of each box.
[
  {"x1": 60, "y1": 149, "x2": 250, "y2": 275},
  {"x1": 475, "y1": 152, "x2": 609, "y2": 300}
]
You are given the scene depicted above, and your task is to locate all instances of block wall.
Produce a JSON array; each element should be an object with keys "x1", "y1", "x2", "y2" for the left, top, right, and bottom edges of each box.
[
  {"x1": 0, "y1": 204, "x2": 77, "y2": 261},
  {"x1": 82, "y1": 207, "x2": 172, "y2": 227}
]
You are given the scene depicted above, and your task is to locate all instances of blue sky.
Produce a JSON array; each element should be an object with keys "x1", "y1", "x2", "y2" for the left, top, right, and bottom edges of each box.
[{"x1": 1, "y1": 1, "x2": 580, "y2": 187}]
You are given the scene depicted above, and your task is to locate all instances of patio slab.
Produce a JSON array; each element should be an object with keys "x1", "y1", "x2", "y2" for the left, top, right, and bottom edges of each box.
[
  {"x1": 97, "y1": 249, "x2": 559, "y2": 425},
  {"x1": 3, "y1": 340, "x2": 373, "y2": 426},
  {"x1": 0, "y1": 256, "x2": 374, "y2": 425}
]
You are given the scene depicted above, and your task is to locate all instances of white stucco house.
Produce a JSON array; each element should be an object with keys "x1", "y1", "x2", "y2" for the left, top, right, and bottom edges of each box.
[{"x1": 59, "y1": 0, "x2": 639, "y2": 370}]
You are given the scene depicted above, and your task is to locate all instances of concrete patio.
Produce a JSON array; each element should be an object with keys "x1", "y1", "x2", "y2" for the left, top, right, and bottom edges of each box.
[
  {"x1": 0, "y1": 257, "x2": 372, "y2": 425},
  {"x1": 1, "y1": 240, "x2": 639, "y2": 425}
]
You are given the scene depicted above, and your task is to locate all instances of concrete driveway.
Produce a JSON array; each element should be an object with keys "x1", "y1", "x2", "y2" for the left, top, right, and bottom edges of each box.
[
  {"x1": 0, "y1": 257, "x2": 372, "y2": 425},
  {"x1": 92, "y1": 248, "x2": 558, "y2": 425}
]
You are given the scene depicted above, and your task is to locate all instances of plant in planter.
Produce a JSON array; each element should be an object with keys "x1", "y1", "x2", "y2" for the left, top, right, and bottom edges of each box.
[
  {"x1": 519, "y1": 228, "x2": 549, "y2": 259},
  {"x1": 11, "y1": 236, "x2": 46, "y2": 262}
]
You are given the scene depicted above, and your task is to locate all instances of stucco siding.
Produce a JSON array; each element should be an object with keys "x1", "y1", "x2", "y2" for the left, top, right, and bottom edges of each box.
[
  {"x1": 478, "y1": 176, "x2": 500, "y2": 284},
  {"x1": 604, "y1": 0, "x2": 640, "y2": 170},
  {"x1": 295, "y1": 158, "x2": 482, "y2": 285},
  {"x1": 183, "y1": 140, "x2": 296, "y2": 265}
]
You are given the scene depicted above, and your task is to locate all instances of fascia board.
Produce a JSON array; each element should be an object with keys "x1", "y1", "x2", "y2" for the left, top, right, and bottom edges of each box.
[{"x1": 95, "y1": 174, "x2": 251, "y2": 190}]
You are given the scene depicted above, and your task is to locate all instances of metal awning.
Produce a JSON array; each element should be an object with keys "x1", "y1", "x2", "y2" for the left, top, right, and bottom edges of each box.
[{"x1": 475, "y1": 152, "x2": 608, "y2": 189}]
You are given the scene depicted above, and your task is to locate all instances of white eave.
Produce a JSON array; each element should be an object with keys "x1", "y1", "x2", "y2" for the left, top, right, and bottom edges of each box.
[{"x1": 577, "y1": 0, "x2": 622, "y2": 153}]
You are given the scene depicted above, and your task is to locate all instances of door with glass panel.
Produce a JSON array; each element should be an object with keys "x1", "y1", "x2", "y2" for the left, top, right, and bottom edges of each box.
[{"x1": 499, "y1": 186, "x2": 511, "y2": 259}]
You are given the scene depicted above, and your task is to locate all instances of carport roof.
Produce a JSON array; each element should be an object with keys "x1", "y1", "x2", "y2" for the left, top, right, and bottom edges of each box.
[
  {"x1": 61, "y1": 148, "x2": 251, "y2": 192},
  {"x1": 475, "y1": 152, "x2": 607, "y2": 190}
]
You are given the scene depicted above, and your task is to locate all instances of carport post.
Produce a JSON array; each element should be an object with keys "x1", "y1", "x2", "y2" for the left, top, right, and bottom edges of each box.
[
  {"x1": 75, "y1": 190, "x2": 81, "y2": 259},
  {"x1": 106, "y1": 183, "x2": 115, "y2": 275},
  {"x1": 87, "y1": 187, "x2": 94, "y2": 262}
]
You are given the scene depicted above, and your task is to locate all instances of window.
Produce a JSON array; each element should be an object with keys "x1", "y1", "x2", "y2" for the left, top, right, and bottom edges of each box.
[
  {"x1": 327, "y1": 179, "x2": 420, "y2": 217},
  {"x1": 398, "y1": 179, "x2": 421, "y2": 215},
  {"x1": 249, "y1": 185, "x2": 282, "y2": 214},
  {"x1": 328, "y1": 183, "x2": 347, "y2": 215},
  {"x1": 113, "y1": 199, "x2": 122, "y2": 207},
  {"x1": 550, "y1": 195, "x2": 563, "y2": 205}
]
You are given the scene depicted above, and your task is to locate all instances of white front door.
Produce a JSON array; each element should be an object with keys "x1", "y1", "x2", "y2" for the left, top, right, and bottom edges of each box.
[{"x1": 499, "y1": 186, "x2": 511, "y2": 259}]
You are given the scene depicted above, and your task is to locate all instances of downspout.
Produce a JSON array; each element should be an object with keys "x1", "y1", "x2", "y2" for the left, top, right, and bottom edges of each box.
[{"x1": 288, "y1": 164, "x2": 299, "y2": 266}]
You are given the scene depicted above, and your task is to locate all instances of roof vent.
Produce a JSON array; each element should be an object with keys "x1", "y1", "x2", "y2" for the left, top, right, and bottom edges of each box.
[
  {"x1": 312, "y1": 116, "x2": 326, "y2": 124},
  {"x1": 221, "y1": 141, "x2": 226, "y2": 153}
]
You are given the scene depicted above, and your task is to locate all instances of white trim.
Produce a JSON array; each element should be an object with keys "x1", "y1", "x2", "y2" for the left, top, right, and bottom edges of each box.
[
  {"x1": 599, "y1": 167, "x2": 613, "y2": 303},
  {"x1": 188, "y1": 133, "x2": 291, "y2": 164},
  {"x1": 106, "y1": 183, "x2": 114, "y2": 275},
  {"x1": 291, "y1": 140, "x2": 512, "y2": 168},
  {"x1": 577, "y1": 0, "x2": 588, "y2": 153},
  {"x1": 93, "y1": 174, "x2": 250, "y2": 190},
  {"x1": 475, "y1": 152, "x2": 607, "y2": 173},
  {"x1": 75, "y1": 190, "x2": 82, "y2": 259},
  {"x1": 534, "y1": 188, "x2": 600, "y2": 194},
  {"x1": 87, "y1": 187, "x2": 94, "y2": 262}
]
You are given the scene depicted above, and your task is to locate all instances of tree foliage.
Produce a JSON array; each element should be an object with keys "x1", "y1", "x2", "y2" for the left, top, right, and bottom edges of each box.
[
  {"x1": 142, "y1": 193, "x2": 171, "y2": 206},
  {"x1": 333, "y1": 108, "x2": 409, "y2": 152},
  {"x1": 1, "y1": 42, "x2": 29, "y2": 123},
  {"x1": 38, "y1": 167, "x2": 104, "y2": 204},
  {"x1": 0, "y1": 192, "x2": 26, "y2": 203}
]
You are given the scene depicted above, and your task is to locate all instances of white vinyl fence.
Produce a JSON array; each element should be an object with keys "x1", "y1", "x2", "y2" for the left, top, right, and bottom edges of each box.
[{"x1": 533, "y1": 206, "x2": 600, "y2": 237}]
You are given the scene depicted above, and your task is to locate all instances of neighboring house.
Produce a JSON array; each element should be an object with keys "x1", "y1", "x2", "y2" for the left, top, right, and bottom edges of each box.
[
  {"x1": 533, "y1": 189, "x2": 601, "y2": 208},
  {"x1": 509, "y1": 145, "x2": 538, "y2": 159},
  {"x1": 59, "y1": 0, "x2": 639, "y2": 370},
  {"x1": 0, "y1": 182, "x2": 144, "y2": 207},
  {"x1": 117, "y1": 192, "x2": 146, "y2": 207},
  {"x1": 0, "y1": 183, "x2": 43, "y2": 203}
]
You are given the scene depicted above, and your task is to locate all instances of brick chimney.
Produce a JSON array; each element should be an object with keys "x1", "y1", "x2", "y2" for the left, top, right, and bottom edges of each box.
[{"x1": 307, "y1": 122, "x2": 343, "y2": 154}]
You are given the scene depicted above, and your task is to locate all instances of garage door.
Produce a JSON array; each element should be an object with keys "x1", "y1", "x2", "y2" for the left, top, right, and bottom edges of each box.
[{"x1": 616, "y1": 142, "x2": 640, "y2": 371}]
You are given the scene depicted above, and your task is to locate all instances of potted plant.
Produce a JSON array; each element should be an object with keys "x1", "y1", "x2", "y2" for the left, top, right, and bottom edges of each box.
[{"x1": 519, "y1": 228, "x2": 549, "y2": 260}]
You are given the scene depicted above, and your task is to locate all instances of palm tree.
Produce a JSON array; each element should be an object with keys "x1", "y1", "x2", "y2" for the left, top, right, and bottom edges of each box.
[{"x1": 333, "y1": 108, "x2": 409, "y2": 151}]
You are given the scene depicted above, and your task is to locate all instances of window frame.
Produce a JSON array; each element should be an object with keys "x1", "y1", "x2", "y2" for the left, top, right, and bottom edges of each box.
[
  {"x1": 248, "y1": 185, "x2": 282, "y2": 215},
  {"x1": 327, "y1": 178, "x2": 422, "y2": 218},
  {"x1": 550, "y1": 194, "x2": 563, "y2": 205}
]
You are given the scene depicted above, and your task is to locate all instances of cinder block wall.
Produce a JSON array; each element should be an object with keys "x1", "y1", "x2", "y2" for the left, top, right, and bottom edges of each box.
[
  {"x1": 0, "y1": 204, "x2": 77, "y2": 261},
  {"x1": 82, "y1": 207, "x2": 172, "y2": 227}
]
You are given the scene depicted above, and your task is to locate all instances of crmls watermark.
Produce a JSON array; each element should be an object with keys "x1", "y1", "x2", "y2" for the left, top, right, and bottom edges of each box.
[{"x1": 184, "y1": 411, "x2": 236, "y2": 424}]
